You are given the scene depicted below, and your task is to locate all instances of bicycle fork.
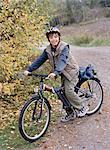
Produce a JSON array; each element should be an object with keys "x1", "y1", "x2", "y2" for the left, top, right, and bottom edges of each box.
[{"x1": 31, "y1": 95, "x2": 44, "y2": 122}]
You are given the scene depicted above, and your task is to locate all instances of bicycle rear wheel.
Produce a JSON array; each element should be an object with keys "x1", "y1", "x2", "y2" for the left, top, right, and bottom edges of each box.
[
  {"x1": 77, "y1": 78, "x2": 103, "y2": 115},
  {"x1": 19, "y1": 96, "x2": 51, "y2": 142}
]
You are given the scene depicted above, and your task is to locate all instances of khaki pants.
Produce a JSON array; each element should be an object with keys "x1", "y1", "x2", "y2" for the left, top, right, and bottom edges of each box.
[{"x1": 63, "y1": 72, "x2": 83, "y2": 110}]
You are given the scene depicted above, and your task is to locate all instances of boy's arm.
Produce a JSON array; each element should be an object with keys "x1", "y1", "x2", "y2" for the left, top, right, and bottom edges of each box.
[
  {"x1": 27, "y1": 49, "x2": 48, "y2": 73},
  {"x1": 54, "y1": 45, "x2": 69, "y2": 75},
  {"x1": 48, "y1": 46, "x2": 69, "y2": 79}
]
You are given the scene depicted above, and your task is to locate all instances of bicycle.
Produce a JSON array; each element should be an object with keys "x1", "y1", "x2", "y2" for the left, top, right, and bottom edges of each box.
[{"x1": 19, "y1": 64, "x2": 103, "y2": 142}]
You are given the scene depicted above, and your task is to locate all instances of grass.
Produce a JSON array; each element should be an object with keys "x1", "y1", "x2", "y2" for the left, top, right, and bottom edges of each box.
[
  {"x1": 0, "y1": 122, "x2": 41, "y2": 150},
  {"x1": 88, "y1": 38, "x2": 110, "y2": 46},
  {"x1": 0, "y1": 85, "x2": 61, "y2": 150},
  {"x1": 63, "y1": 35, "x2": 110, "y2": 47},
  {"x1": 0, "y1": 111, "x2": 60, "y2": 150},
  {"x1": 0, "y1": 100, "x2": 60, "y2": 150}
]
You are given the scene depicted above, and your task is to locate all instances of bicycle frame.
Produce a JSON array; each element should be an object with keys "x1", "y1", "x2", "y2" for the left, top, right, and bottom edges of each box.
[
  {"x1": 30, "y1": 73, "x2": 95, "y2": 110},
  {"x1": 30, "y1": 73, "x2": 72, "y2": 109}
]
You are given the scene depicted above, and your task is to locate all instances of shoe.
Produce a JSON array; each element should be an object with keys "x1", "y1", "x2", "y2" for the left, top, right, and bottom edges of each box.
[
  {"x1": 78, "y1": 106, "x2": 89, "y2": 117},
  {"x1": 60, "y1": 112, "x2": 76, "y2": 123}
]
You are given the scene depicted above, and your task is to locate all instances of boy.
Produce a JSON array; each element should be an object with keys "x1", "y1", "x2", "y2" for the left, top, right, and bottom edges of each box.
[{"x1": 24, "y1": 27, "x2": 89, "y2": 122}]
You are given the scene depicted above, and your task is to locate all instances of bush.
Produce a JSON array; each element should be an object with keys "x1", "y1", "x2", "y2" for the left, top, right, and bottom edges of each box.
[
  {"x1": 74, "y1": 34, "x2": 93, "y2": 46},
  {"x1": 0, "y1": 0, "x2": 50, "y2": 128}
]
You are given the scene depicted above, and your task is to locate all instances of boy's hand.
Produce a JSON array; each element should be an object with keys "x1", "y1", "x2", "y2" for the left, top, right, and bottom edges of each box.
[
  {"x1": 48, "y1": 73, "x2": 56, "y2": 80},
  {"x1": 24, "y1": 70, "x2": 31, "y2": 76}
]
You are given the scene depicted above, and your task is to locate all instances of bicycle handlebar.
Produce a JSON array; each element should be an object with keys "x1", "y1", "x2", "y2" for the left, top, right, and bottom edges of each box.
[{"x1": 28, "y1": 73, "x2": 48, "y2": 78}]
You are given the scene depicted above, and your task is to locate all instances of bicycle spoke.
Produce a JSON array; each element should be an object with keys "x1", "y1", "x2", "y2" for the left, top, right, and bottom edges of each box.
[{"x1": 77, "y1": 78, "x2": 103, "y2": 115}]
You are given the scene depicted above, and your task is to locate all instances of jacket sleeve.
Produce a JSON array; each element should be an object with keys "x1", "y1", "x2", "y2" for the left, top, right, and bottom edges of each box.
[
  {"x1": 54, "y1": 45, "x2": 69, "y2": 75},
  {"x1": 28, "y1": 49, "x2": 48, "y2": 72}
]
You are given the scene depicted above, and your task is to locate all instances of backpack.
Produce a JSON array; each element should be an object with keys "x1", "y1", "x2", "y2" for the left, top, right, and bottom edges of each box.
[{"x1": 79, "y1": 64, "x2": 96, "y2": 80}]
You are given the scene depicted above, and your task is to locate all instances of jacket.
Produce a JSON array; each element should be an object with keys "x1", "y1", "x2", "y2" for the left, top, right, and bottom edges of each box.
[
  {"x1": 28, "y1": 41, "x2": 79, "y2": 81},
  {"x1": 46, "y1": 41, "x2": 79, "y2": 81}
]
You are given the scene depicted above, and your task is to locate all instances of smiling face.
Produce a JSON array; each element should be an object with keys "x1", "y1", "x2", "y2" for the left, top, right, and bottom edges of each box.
[{"x1": 48, "y1": 33, "x2": 60, "y2": 48}]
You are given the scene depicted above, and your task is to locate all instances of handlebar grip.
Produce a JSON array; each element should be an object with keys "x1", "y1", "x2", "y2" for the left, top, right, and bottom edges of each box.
[{"x1": 28, "y1": 72, "x2": 32, "y2": 76}]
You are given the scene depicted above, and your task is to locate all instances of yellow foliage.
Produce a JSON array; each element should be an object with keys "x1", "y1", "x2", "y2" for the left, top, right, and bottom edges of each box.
[
  {"x1": 3, "y1": 82, "x2": 15, "y2": 95},
  {"x1": 0, "y1": 0, "x2": 49, "y2": 83},
  {"x1": 0, "y1": 0, "x2": 50, "y2": 128}
]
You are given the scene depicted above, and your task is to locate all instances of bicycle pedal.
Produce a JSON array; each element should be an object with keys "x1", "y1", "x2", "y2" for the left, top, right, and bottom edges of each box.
[
  {"x1": 85, "y1": 93, "x2": 92, "y2": 98},
  {"x1": 79, "y1": 94, "x2": 85, "y2": 97}
]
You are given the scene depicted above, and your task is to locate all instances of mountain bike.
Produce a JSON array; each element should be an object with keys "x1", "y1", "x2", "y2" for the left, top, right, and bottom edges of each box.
[{"x1": 19, "y1": 65, "x2": 103, "y2": 142}]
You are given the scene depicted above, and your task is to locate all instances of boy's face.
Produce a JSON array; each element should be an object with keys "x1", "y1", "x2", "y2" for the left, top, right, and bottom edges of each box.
[{"x1": 48, "y1": 33, "x2": 60, "y2": 47}]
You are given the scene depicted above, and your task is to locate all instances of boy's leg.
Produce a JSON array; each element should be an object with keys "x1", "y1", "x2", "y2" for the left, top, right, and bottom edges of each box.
[
  {"x1": 64, "y1": 76, "x2": 83, "y2": 110},
  {"x1": 64, "y1": 76, "x2": 89, "y2": 117}
]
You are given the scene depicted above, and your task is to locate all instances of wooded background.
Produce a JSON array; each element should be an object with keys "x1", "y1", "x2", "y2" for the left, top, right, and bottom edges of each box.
[{"x1": 50, "y1": 0, "x2": 110, "y2": 26}]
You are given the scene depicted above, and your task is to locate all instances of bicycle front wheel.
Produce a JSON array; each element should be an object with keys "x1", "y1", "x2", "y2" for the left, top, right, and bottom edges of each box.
[
  {"x1": 19, "y1": 96, "x2": 51, "y2": 142},
  {"x1": 78, "y1": 78, "x2": 103, "y2": 115}
]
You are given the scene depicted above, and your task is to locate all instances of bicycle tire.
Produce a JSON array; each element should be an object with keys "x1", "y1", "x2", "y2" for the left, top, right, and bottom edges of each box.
[
  {"x1": 77, "y1": 77, "x2": 103, "y2": 115},
  {"x1": 19, "y1": 95, "x2": 51, "y2": 142}
]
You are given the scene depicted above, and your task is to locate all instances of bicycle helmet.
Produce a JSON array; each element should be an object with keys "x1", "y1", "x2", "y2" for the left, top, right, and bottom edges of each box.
[{"x1": 46, "y1": 27, "x2": 61, "y2": 39}]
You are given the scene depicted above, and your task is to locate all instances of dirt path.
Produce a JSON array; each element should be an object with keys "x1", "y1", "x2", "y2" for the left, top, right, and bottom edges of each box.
[{"x1": 34, "y1": 46, "x2": 110, "y2": 150}]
